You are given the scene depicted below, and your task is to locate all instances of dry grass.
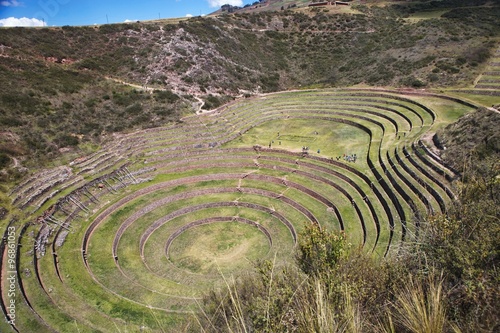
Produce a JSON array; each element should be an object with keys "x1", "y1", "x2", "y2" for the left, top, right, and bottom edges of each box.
[{"x1": 383, "y1": 271, "x2": 458, "y2": 333}]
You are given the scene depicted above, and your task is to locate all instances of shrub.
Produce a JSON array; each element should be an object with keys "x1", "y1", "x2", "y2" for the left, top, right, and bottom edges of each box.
[
  {"x1": 0, "y1": 116, "x2": 25, "y2": 127},
  {"x1": 464, "y1": 46, "x2": 491, "y2": 65},
  {"x1": 154, "y1": 90, "x2": 179, "y2": 103},
  {"x1": 0, "y1": 153, "x2": 10, "y2": 169},
  {"x1": 427, "y1": 73, "x2": 439, "y2": 82},
  {"x1": 400, "y1": 75, "x2": 426, "y2": 88},
  {"x1": 202, "y1": 95, "x2": 222, "y2": 110},
  {"x1": 297, "y1": 223, "x2": 348, "y2": 278},
  {"x1": 198, "y1": 260, "x2": 307, "y2": 333},
  {"x1": 125, "y1": 102, "x2": 143, "y2": 115},
  {"x1": 76, "y1": 58, "x2": 101, "y2": 70},
  {"x1": 55, "y1": 134, "x2": 79, "y2": 147}
]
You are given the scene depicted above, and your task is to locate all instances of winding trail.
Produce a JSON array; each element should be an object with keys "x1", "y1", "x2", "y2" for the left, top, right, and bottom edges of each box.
[{"x1": 105, "y1": 76, "x2": 160, "y2": 92}]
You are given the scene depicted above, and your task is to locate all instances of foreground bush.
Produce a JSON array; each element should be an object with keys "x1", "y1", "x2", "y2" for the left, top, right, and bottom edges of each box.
[{"x1": 198, "y1": 180, "x2": 498, "y2": 332}]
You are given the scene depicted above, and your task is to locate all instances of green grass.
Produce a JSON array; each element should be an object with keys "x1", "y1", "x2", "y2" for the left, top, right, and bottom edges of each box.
[
  {"x1": 444, "y1": 90, "x2": 500, "y2": 107},
  {"x1": 169, "y1": 222, "x2": 271, "y2": 273},
  {"x1": 405, "y1": 9, "x2": 452, "y2": 22},
  {"x1": 223, "y1": 118, "x2": 371, "y2": 158}
]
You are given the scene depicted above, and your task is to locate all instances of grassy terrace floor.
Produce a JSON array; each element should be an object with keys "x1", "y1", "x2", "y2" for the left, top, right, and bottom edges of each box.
[{"x1": 0, "y1": 88, "x2": 476, "y2": 332}]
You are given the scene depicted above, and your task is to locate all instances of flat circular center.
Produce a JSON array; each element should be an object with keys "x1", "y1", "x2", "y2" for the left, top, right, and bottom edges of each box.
[{"x1": 168, "y1": 221, "x2": 271, "y2": 274}]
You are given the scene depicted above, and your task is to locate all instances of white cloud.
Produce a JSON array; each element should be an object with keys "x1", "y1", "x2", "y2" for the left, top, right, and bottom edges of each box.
[
  {"x1": 207, "y1": 0, "x2": 243, "y2": 8},
  {"x1": 185, "y1": 14, "x2": 193, "y2": 17},
  {"x1": 124, "y1": 19, "x2": 134, "y2": 23},
  {"x1": 0, "y1": 17, "x2": 46, "y2": 27},
  {"x1": 1, "y1": 0, "x2": 23, "y2": 7}
]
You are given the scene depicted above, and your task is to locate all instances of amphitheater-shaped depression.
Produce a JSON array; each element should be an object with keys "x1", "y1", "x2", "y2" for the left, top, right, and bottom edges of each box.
[{"x1": 1, "y1": 89, "x2": 474, "y2": 332}]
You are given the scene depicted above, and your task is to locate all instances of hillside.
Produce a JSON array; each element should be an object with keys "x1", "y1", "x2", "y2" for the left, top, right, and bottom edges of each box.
[
  {"x1": 438, "y1": 107, "x2": 500, "y2": 172},
  {"x1": 0, "y1": 0, "x2": 499, "y2": 182}
]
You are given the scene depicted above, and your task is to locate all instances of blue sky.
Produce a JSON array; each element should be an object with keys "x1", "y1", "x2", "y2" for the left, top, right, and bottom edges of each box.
[{"x1": 0, "y1": 0, "x2": 253, "y2": 27}]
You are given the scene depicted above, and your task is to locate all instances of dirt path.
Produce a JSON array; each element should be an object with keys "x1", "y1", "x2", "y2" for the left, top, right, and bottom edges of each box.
[
  {"x1": 487, "y1": 106, "x2": 500, "y2": 115},
  {"x1": 105, "y1": 76, "x2": 164, "y2": 92},
  {"x1": 193, "y1": 96, "x2": 205, "y2": 113}
]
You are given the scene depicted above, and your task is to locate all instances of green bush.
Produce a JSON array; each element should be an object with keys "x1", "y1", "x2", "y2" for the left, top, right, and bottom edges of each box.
[
  {"x1": 0, "y1": 116, "x2": 25, "y2": 127},
  {"x1": 427, "y1": 73, "x2": 439, "y2": 82},
  {"x1": 125, "y1": 102, "x2": 143, "y2": 115},
  {"x1": 153, "y1": 90, "x2": 179, "y2": 103},
  {"x1": 202, "y1": 95, "x2": 222, "y2": 110},
  {"x1": 55, "y1": 134, "x2": 79, "y2": 147},
  {"x1": 0, "y1": 153, "x2": 10, "y2": 169},
  {"x1": 297, "y1": 223, "x2": 348, "y2": 278},
  {"x1": 464, "y1": 46, "x2": 491, "y2": 65},
  {"x1": 400, "y1": 75, "x2": 426, "y2": 88}
]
